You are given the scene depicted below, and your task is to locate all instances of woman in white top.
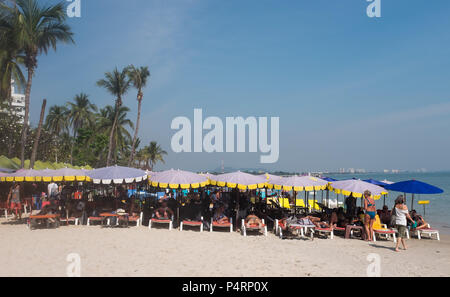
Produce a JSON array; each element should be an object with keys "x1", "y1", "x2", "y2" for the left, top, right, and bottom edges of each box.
[{"x1": 393, "y1": 195, "x2": 414, "y2": 252}]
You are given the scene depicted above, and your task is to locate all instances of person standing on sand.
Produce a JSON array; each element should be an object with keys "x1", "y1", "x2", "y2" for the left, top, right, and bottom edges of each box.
[
  {"x1": 7, "y1": 183, "x2": 22, "y2": 220},
  {"x1": 363, "y1": 190, "x2": 376, "y2": 241},
  {"x1": 393, "y1": 195, "x2": 414, "y2": 252}
]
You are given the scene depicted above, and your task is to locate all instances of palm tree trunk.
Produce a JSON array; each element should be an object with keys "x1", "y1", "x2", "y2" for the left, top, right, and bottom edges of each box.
[
  {"x1": 128, "y1": 96, "x2": 142, "y2": 167},
  {"x1": 20, "y1": 67, "x2": 33, "y2": 168},
  {"x1": 106, "y1": 107, "x2": 119, "y2": 166},
  {"x1": 30, "y1": 99, "x2": 47, "y2": 168}
]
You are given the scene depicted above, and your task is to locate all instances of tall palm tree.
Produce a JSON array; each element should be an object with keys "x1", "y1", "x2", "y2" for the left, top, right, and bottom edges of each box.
[
  {"x1": 45, "y1": 105, "x2": 69, "y2": 135},
  {"x1": 126, "y1": 65, "x2": 150, "y2": 166},
  {"x1": 144, "y1": 141, "x2": 167, "y2": 171},
  {"x1": 97, "y1": 105, "x2": 133, "y2": 164},
  {"x1": 13, "y1": 0, "x2": 74, "y2": 168},
  {"x1": 0, "y1": 2, "x2": 25, "y2": 103},
  {"x1": 96, "y1": 67, "x2": 131, "y2": 166}
]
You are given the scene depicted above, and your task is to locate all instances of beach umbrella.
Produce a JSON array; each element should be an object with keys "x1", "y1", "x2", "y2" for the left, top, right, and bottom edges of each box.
[
  {"x1": 384, "y1": 180, "x2": 444, "y2": 209},
  {"x1": 322, "y1": 177, "x2": 338, "y2": 182},
  {"x1": 212, "y1": 171, "x2": 267, "y2": 190},
  {"x1": 88, "y1": 165, "x2": 148, "y2": 184},
  {"x1": 328, "y1": 179, "x2": 388, "y2": 200},
  {"x1": 2, "y1": 168, "x2": 44, "y2": 182},
  {"x1": 200, "y1": 172, "x2": 218, "y2": 186},
  {"x1": 49, "y1": 167, "x2": 91, "y2": 182},
  {"x1": 363, "y1": 179, "x2": 388, "y2": 187},
  {"x1": 0, "y1": 172, "x2": 7, "y2": 182},
  {"x1": 149, "y1": 169, "x2": 208, "y2": 189}
]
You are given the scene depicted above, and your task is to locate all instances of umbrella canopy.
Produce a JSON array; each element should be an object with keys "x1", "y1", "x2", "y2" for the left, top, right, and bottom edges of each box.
[
  {"x1": 268, "y1": 175, "x2": 328, "y2": 191},
  {"x1": 150, "y1": 169, "x2": 208, "y2": 189},
  {"x1": 88, "y1": 166, "x2": 147, "y2": 184},
  {"x1": 212, "y1": 171, "x2": 267, "y2": 190},
  {"x1": 363, "y1": 178, "x2": 389, "y2": 187},
  {"x1": 384, "y1": 180, "x2": 443, "y2": 194},
  {"x1": 200, "y1": 172, "x2": 218, "y2": 185},
  {"x1": 46, "y1": 168, "x2": 91, "y2": 182},
  {"x1": 328, "y1": 179, "x2": 388, "y2": 199},
  {"x1": 321, "y1": 177, "x2": 338, "y2": 182},
  {"x1": 2, "y1": 168, "x2": 44, "y2": 182}
]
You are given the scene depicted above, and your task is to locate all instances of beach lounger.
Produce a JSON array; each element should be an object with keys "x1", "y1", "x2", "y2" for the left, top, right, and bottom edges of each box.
[
  {"x1": 125, "y1": 212, "x2": 143, "y2": 227},
  {"x1": 149, "y1": 215, "x2": 174, "y2": 230},
  {"x1": 373, "y1": 215, "x2": 397, "y2": 242},
  {"x1": 87, "y1": 216, "x2": 103, "y2": 226},
  {"x1": 210, "y1": 218, "x2": 233, "y2": 232},
  {"x1": 411, "y1": 224, "x2": 440, "y2": 241},
  {"x1": 180, "y1": 217, "x2": 204, "y2": 232},
  {"x1": 27, "y1": 214, "x2": 60, "y2": 230},
  {"x1": 0, "y1": 201, "x2": 8, "y2": 220},
  {"x1": 241, "y1": 219, "x2": 267, "y2": 236},
  {"x1": 60, "y1": 216, "x2": 80, "y2": 226},
  {"x1": 275, "y1": 219, "x2": 314, "y2": 239},
  {"x1": 313, "y1": 226, "x2": 334, "y2": 239}
]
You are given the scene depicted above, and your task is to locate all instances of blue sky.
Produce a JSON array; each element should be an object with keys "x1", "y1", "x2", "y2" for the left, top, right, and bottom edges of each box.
[{"x1": 28, "y1": 0, "x2": 450, "y2": 172}]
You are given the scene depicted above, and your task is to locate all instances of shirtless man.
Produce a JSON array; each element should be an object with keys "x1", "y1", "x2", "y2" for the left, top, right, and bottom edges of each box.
[
  {"x1": 244, "y1": 212, "x2": 264, "y2": 229},
  {"x1": 154, "y1": 201, "x2": 174, "y2": 219}
]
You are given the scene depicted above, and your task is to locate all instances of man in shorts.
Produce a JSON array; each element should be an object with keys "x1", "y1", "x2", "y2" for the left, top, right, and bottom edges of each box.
[{"x1": 7, "y1": 183, "x2": 22, "y2": 220}]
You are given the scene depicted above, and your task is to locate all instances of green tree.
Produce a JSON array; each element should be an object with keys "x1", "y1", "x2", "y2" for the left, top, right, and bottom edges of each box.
[
  {"x1": 139, "y1": 141, "x2": 167, "y2": 171},
  {"x1": 96, "y1": 67, "x2": 131, "y2": 166},
  {"x1": 12, "y1": 0, "x2": 74, "y2": 168},
  {"x1": 126, "y1": 65, "x2": 150, "y2": 166}
]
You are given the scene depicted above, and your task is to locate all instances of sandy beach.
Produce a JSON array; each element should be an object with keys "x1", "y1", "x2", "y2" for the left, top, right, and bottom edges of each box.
[{"x1": 1, "y1": 216, "x2": 449, "y2": 277}]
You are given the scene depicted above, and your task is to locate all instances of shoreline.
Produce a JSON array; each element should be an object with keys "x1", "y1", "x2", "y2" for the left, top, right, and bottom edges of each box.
[{"x1": 1, "y1": 217, "x2": 449, "y2": 277}]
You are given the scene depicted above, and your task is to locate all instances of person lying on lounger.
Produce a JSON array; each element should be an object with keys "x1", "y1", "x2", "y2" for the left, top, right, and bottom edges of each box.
[
  {"x1": 154, "y1": 201, "x2": 174, "y2": 220},
  {"x1": 213, "y1": 205, "x2": 229, "y2": 224},
  {"x1": 244, "y1": 212, "x2": 264, "y2": 229}
]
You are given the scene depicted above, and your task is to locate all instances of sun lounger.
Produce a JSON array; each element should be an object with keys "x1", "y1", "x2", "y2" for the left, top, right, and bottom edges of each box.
[
  {"x1": 411, "y1": 224, "x2": 440, "y2": 240},
  {"x1": 275, "y1": 219, "x2": 314, "y2": 239},
  {"x1": 60, "y1": 216, "x2": 80, "y2": 226},
  {"x1": 241, "y1": 219, "x2": 267, "y2": 236},
  {"x1": 87, "y1": 216, "x2": 103, "y2": 226},
  {"x1": 180, "y1": 217, "x2": 204, "y2": 232},
  {"x1": 149, "y1": 215, "x2": 174, "y2": 230},
  {"x1": 27, "y1": 214, "x2": 60, "y2": 230},
  {"x1": 0, "y1": 201, "x2": 8, "y2": 220},
  {"x1": 124, "y1": 212, "x2": 143, "y2": 227},
  {"x1": 210, "y1": 217, "x2": 233, "y2": 232},
  {"x1": 313, "y1": 226, "x2": 334, "y2": 239},
  {"x1": 373, "y1": 215, "x2": 397, "y2": 242}
]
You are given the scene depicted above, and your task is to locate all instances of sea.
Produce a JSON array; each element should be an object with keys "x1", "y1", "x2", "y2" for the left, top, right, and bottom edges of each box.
[{"x1": 325, "y1": 172, "x2": 450, "y2": 234}]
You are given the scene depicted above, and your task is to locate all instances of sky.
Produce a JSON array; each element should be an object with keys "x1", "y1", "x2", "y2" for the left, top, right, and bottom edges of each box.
[{"x1": 26, "y1": 0, "x2": 450, "y2": 172}]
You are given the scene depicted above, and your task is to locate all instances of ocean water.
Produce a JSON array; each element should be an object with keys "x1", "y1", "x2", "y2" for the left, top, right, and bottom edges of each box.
[{"x1": 326, "y1": 172, "x2": 450, "y2": 234}]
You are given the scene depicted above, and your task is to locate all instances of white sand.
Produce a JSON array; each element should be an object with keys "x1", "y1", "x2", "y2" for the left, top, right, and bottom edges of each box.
[{"x1": 1, "y1": 217, "x2": 449, "y2": 277}]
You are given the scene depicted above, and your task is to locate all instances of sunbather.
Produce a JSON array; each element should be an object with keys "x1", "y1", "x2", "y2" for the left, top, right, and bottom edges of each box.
[
  {"x1": 154, "y1": 201, "x2": 174, "y2": 220},
  {"x1": 213, "y1": 205, "x2": 229, "y2": 224},
  {"x1": 244, "y1": 212, "x2": 263, "y2": 229}
]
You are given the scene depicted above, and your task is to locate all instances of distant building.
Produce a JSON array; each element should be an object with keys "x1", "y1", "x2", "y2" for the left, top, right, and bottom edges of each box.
[{"x1": 1, "y1": 80, "x2": 27, "y2": 124}]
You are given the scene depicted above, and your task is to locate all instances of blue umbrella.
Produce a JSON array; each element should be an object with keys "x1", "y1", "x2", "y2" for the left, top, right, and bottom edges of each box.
[
  {"x1": 384, "y1": 180, "x2": 444, "y2": 209},
  {"x1": 322, "y1": 177, "x2": 338, "y2": 182},
  {"x1": 363, "y1": 179, "x2": 388, "y2": 187}
]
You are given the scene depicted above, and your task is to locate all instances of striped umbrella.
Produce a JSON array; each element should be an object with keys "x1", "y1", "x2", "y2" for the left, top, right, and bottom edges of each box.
[{"x1": 149, "y1": 169, "x2": 208, "y2": 189}]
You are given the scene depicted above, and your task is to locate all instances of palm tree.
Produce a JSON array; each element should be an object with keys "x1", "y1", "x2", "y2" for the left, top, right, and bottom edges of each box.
[
  {"x1": 45, "y1": 105, "x2": 69, "y2": 136},
  {"x1": 0, "y1": 2, "x2": 25, "y2": 103},
  {"x1": 126, "y1": 65, "x2": 150, "y2": 166},
  {"x1": 67, "y1": 93, "x2": 97, "y2": 165},
  {"x1": 97, "y1": 105, "x2": 133, "y2": 165},
  {"x1": 67, "y1": 93, "x2": 97, "y2": 136},
  {"x1": 143, "y1": 141, "x2": 167, "y2": 171},
  {"x1": 13, "y1": 0, "x2": 74, "y2": 168},
  {"x1": 96, "y1": 67, "x2": 131, "y2": 166}
]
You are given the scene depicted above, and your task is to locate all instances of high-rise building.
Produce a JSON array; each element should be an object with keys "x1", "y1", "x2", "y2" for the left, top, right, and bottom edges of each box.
[{"x1": 1, "y1": 80, "x2": 27, "y2": 124}]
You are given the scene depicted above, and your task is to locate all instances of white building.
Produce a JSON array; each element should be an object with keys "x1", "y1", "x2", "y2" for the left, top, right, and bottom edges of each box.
[{"x1": 1, "y1": 80, "x2": 27, "y2": 124}]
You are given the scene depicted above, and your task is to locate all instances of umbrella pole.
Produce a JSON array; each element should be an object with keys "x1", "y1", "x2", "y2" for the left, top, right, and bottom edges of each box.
[
  {"x1": 313, "y1": 189, "x2": 316, "y2": 213},
  {"x1": 294, "y1": 190, "x2": 297, "y2": 216},
  {"x1": 411, "y1": 193, "x2": 414, "y2": 210}
]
